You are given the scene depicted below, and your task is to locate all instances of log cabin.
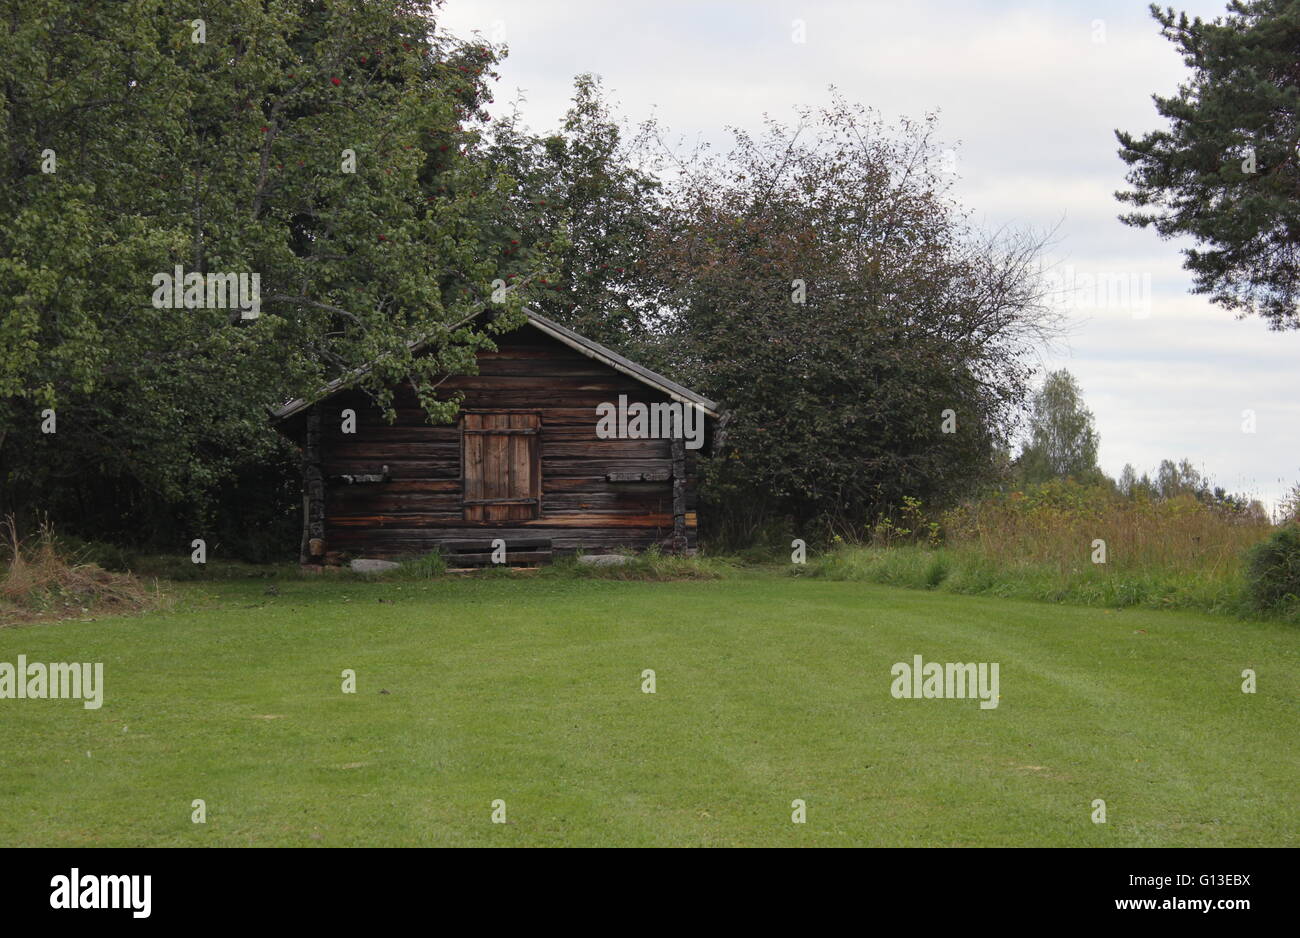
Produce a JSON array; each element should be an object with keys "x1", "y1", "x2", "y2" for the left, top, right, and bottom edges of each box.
[{"x1": 271, "y1": 308, "x2": 723, "y2": 567}]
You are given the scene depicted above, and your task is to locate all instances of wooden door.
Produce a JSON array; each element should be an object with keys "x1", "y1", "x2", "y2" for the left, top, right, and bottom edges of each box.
[{"x1": 462, "y1": 413, "x2": 541, "y2": 521}]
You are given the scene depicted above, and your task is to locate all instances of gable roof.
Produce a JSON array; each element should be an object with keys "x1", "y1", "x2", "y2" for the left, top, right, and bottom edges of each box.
[{"x1": 269, "y1": 306, "x2": 722, "y2": 424}]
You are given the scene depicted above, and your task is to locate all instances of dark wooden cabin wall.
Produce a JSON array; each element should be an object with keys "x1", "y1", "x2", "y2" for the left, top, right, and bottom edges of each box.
[{"x1": 316, "y1": 325, "x2": 700, "y2": 558}]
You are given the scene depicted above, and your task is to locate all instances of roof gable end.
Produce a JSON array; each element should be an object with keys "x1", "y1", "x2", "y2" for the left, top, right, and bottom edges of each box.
[{"x1": 269, "y1": 307, "x2": 720, "y2": 423}]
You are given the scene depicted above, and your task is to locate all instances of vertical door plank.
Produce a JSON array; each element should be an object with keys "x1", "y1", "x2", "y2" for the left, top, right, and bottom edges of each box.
[
  {"x1": 463, "y1": 413, "x2": 484, "y2": 521},
  {"x1": 486, "y1": 413, "x2": 506, "y2": 521}
]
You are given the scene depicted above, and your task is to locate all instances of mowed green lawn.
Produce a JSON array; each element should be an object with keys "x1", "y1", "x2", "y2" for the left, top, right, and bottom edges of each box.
[{"x1": 0, "y1": 573, "x2": 1295, "y2": 847}]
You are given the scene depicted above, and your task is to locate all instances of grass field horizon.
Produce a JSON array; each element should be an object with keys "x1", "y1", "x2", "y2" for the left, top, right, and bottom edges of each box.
[{"x1": 1, "y1": 573, "x2": 1294, "y2": 847}]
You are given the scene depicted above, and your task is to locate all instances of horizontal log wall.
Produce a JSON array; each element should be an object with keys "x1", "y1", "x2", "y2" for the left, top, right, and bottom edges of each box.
[{"x1": 316, "y1": 325, "x2": 701, "y2": 560}]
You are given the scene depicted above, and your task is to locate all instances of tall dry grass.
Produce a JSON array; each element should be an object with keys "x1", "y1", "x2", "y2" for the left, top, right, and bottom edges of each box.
[
  {"x1": 942, "y1": 483, "x2": 1269, "y2": 580},
  {"x1": 800, "y1": 481, "x2": 1283, "y2": 617},
  {"x1": 1, "y1": 518, "x2": 164, "y2": 625}
]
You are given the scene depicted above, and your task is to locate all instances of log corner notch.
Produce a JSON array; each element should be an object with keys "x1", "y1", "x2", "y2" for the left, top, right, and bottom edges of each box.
[
  {"x1": 301, "y1": 407, "x2": 326, "y2": 564},
  {"x1": 670, "y1": 437, "x2": 688, "y2": 554}
]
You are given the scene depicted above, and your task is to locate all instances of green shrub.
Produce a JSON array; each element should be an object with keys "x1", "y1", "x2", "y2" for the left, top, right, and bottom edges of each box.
[{"x1": 1244, "y1": 525, "x2": 1300, "y2": 614}]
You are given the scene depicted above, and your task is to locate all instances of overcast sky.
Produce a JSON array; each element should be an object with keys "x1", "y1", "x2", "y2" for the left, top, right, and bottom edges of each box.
[{"x1": 440, "y1": 0, "x2": 1299, "y2": 511}]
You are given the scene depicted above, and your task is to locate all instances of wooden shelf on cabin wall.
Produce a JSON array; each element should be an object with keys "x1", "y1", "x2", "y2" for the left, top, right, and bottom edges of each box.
[
  {"x1": 329, "y1": 464, "x2": 391, "y2": 485},
  {"x1": 606, "y1": 470, "x2": 673, "y2": 482}
]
